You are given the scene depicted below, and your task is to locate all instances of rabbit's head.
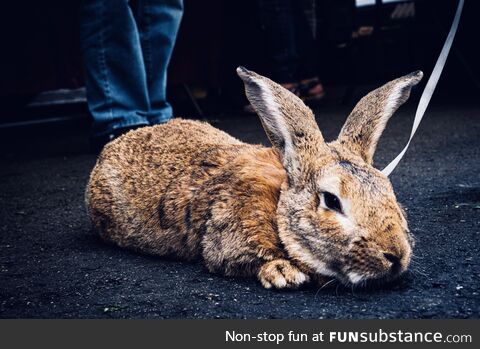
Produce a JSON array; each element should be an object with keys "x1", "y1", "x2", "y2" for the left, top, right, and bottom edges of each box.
[{"x1": 237, "y1": 67, "x2": 422, "y2": 285}]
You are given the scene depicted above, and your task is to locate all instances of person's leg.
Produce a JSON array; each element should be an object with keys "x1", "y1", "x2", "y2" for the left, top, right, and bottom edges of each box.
[
  {"x1": 294, "y1": 0, "x2": 319, "y2": 80},
  {"x1": 257, "y1": 0, "x2": 298, "y2": 84},
  {"x1": 133, "y1": 0, "x2": 184, "y2": 124},
  {"x1": 293, "y1": 0, "x2": 325, "y2": 100},
  {"x1": 80, "y1": 0, "x2": 150, "y2": 139}
]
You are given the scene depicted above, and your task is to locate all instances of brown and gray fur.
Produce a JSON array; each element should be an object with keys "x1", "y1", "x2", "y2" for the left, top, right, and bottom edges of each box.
[{"x1": 86, "y1": 67, "x2": 423, "y2": 289}]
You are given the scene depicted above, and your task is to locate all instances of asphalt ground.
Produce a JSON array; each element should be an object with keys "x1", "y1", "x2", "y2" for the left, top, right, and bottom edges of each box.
[{"x1": 0, "y1": 95, "x2": 479, "y2": 318}]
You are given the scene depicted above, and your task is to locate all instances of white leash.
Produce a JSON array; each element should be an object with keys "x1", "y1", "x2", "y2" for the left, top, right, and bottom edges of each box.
[{"x1": 382, "y1": 0, "x2": 464, "y2": 176}]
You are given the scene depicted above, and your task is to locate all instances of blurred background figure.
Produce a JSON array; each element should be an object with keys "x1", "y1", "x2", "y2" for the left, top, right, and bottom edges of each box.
[
  {"x1": 255, "y1": 0, "x2": 325, "y2": 103},
  {"x1": 0, "y1": 0, "x2": 478, "y2": 134},
  {"x1": 80, "y1": 0, "x2": 183, "y2": 150}
]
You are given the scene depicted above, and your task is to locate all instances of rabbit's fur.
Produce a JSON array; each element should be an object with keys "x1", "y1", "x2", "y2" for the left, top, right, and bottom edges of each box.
[{"x1": 86, "y1": 67, "x2": 422, "y2": 289}]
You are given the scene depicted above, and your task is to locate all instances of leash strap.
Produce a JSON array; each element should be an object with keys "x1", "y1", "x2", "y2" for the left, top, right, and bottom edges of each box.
[{"x1": 382, "y1": 0, "x2": 464, "y2": 176}]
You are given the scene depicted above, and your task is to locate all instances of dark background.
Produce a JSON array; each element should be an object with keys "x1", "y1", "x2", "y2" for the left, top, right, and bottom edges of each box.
[
  {"x1": 0, "y1": 0, "x2": 479, "y2": 319},
  {"x1": 0, "y1": 0, "x2": 479, "y2": 121}
]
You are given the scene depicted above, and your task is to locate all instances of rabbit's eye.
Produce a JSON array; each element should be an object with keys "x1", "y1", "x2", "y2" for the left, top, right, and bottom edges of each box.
[{"x1": 322, "y1": 192, "x2": 343, "y2": 214}]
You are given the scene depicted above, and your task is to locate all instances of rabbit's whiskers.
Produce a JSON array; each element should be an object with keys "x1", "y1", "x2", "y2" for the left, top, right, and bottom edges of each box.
[{"x1": 314, "y1": 278, "x2": 337, "y2": 298}]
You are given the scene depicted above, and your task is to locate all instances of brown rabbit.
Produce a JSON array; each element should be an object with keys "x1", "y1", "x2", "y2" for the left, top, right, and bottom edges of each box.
[{"x1": 86, "y1": 67, "x2": 422, "y2": 289}]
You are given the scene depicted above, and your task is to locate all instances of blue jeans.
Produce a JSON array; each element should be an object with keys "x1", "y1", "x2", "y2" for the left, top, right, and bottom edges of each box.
[{"x1": 80, "y1": 0, "x2": 183, "y2": 137}]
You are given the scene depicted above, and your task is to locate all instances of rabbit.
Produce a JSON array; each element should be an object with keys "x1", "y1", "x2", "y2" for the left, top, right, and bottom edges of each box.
[{"x1": 86, "y1": 66, "x2": 422, "y2": 289}]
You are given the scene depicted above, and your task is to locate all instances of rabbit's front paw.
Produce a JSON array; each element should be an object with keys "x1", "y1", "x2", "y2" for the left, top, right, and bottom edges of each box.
[{"x1": 258, "y1": 259, "x2": 310, "y2": 289}]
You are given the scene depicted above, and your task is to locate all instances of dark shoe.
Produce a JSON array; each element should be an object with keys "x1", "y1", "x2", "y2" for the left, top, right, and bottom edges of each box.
[{"x1": 299, "y1": 77, "x2": 325, "y2": 103}]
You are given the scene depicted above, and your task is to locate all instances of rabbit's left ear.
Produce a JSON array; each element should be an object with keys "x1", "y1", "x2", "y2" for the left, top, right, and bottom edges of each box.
[
  {"x1": 337, "y1": 71, "x2": 423, "y2": 165},
  {"x1": 237, "y1": 67, "x2": 328, "y2": 183}
]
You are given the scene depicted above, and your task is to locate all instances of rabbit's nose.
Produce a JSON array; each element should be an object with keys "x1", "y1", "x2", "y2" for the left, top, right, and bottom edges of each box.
[{"x1": 383, "y1": 252, "x2": 401, "y2": 275}]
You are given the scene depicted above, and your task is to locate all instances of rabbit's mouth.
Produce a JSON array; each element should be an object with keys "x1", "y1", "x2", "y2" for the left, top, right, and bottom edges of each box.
[
  {"x1": 325, "y1": 269, "x2": 405, "y2": 288},
  {"x1": 334, "y1": 235, "x2": 413, "y2": 286},
  {"x1": 324, "y1": 251, "x2": 410, "y2": 287},
  {"x1": 336, "y1": 260, "x2": 408, "y2": 286}
]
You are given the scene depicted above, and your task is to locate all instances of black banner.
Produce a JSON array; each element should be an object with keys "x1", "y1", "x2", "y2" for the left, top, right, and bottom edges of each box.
[{"x1": 0, "y1": 320, "x2": 477, "y2": 348}]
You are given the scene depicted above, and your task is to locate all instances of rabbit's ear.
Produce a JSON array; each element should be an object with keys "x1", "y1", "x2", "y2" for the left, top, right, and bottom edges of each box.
[
  {"x1": 337, "y1": 71, "x2": 423, "y2": 164},
  {"x1": 237, "y1": 67, "x2": 327, "y2": 181}
]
